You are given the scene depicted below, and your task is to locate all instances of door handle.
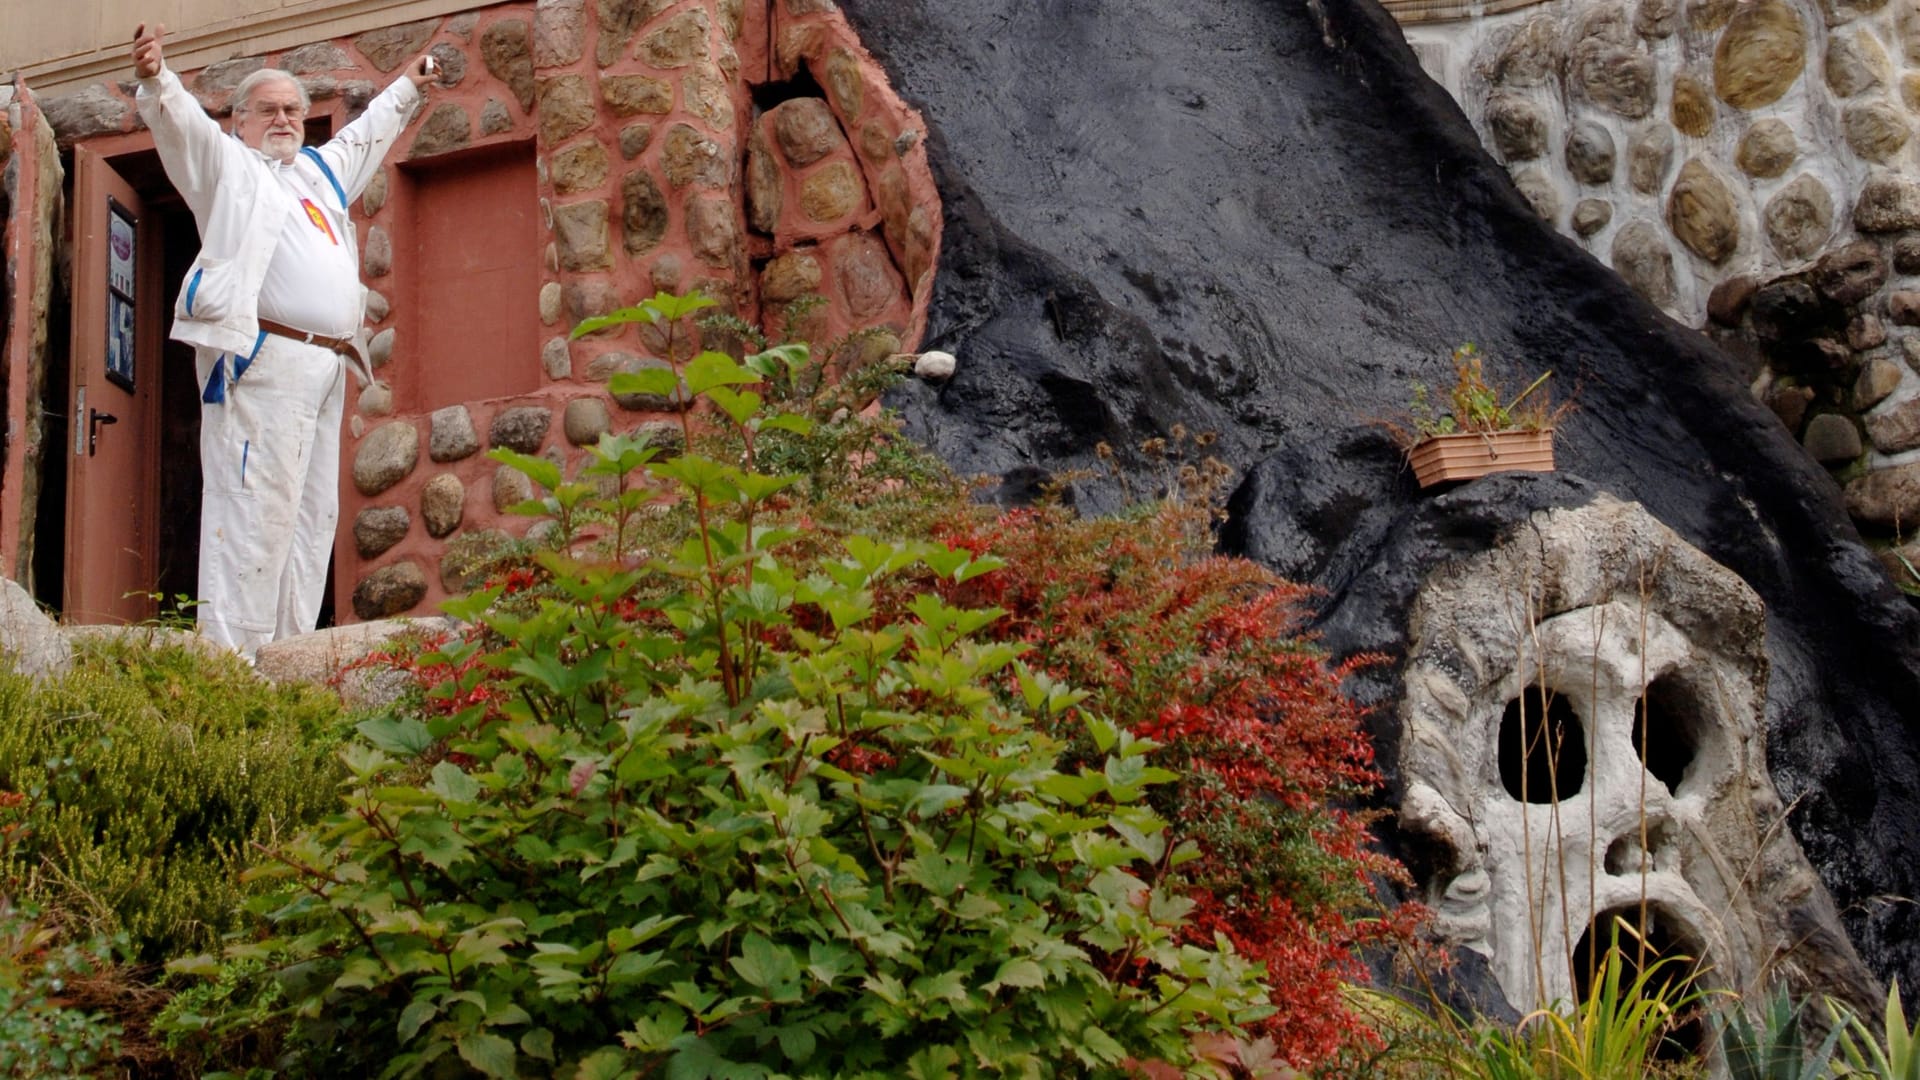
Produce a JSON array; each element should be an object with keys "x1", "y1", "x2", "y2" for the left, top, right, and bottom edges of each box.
[{"x1": 88, "y1": 409, "x2": 117, "y2": 457}]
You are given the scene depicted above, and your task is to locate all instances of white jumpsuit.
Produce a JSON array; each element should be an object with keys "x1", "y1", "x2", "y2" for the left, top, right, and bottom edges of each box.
[{"x1": 135, "y1": 66, "x2": 420, "y2": 657}]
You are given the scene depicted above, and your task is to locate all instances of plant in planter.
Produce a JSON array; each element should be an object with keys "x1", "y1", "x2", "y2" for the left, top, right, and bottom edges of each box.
[{"x1": 1397, "y1": 343, "x2": 1565, "y2": 489}]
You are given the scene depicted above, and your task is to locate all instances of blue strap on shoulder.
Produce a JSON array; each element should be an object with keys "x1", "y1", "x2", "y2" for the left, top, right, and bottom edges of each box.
[{"x1": 300, "y1": 146, "x2": 348, "y2": 210}]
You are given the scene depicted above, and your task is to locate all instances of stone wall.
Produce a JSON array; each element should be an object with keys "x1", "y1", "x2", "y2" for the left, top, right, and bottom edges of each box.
[
  {"x1": 35, "y1": 0, "x2": 942, "y2": 622},
  {"x1": 1395, "y1": 0, "x2": 1920, "y2": 583},
  {"x1": 0, "y1": 84, "x2": 60, "y2": 596}
]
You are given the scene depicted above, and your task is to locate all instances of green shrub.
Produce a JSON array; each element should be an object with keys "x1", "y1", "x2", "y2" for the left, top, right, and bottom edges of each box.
[
  {"x1": 0, "y1": 638, "x2": 351, "y2": 960},
  {"x1": 186, "y1": 296, "x2": 1279, "y2": 1078},
  {"x1": 0, "y1": 898, "x2": 123, "y2": 1079},
  {"x1": 1718, "y1": 986, "x2": 1841, "y2": 1080},
  {"x1": 1831, "y1": 980, "x2": 1920, "y2": 1080}
]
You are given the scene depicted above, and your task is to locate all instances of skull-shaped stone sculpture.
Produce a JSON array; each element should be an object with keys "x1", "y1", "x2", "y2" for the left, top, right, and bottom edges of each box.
[{"x1": 1398, "y1": 495, "x2": 1873, "y2": 1014}]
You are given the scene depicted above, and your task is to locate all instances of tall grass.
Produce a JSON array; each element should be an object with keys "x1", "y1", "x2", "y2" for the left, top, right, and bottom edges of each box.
[{"x1": 1358, "y1": 929, "x2": 1709, "y2": 1080}]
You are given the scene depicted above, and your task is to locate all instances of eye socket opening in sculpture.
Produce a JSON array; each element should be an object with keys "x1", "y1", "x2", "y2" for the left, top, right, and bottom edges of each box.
[
  {"x1": 1499, "y1": 685, "x2": 1587, "y2": 804},
  {"x1": 1633, "y1": 674, "x2": 1702, "y2": 797},
  {"x1": 1572, "y1": 904, "x2": 1709, "y2": 1064}
]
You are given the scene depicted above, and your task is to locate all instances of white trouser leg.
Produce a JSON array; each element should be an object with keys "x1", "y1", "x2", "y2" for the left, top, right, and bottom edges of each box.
[
  {"x1": 276, "y1": 361, "x2": 344, "y2": 640},
  {"x1": 194, "y1": 338, "x2": 342, "y2": 659}
]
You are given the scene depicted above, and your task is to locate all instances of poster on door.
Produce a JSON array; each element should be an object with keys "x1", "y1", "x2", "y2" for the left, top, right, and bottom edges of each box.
[{"x1": 106, "y1": 199, "x2": 135, "y2": 391}]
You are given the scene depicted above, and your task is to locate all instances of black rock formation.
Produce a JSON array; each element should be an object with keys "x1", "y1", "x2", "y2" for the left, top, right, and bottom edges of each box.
[{"x1": 851, "y1": 0, "x2": 1920, "y2": 997}]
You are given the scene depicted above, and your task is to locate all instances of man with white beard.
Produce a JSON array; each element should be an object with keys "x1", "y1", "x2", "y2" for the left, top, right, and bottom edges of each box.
[{"x1": 130, "y1": 23, "x2": 434, "y2": 658}]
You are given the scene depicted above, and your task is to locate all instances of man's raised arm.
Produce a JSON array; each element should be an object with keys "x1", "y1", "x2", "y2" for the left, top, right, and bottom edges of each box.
[{"x1": 130, "y1": 23, "x2": 251, "y2": 220}]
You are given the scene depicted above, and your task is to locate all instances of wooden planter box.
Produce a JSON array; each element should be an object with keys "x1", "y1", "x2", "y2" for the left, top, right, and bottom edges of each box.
[{"x1": 1407, "y1": 429, "x2": 1555, "y2": 488}]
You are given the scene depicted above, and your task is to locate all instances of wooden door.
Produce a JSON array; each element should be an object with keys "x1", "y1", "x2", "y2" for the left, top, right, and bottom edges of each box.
[{"x1": 64, "y1": 146, "x2": 161, "y2": 624}]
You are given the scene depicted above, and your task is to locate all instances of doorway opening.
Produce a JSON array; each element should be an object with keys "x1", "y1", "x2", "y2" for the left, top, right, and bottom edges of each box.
[{"x1": 38, "y1": 137, "x2": 339, "y2": 631}]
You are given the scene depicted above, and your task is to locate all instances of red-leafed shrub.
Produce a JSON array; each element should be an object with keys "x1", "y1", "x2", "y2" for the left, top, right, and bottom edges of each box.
[{"x1": 934, "y1": 500, "x2": 1420, "y2": 1066}]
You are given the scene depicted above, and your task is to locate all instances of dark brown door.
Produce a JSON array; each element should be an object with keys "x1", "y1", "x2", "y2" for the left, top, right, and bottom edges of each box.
[{"x1": 64, "y1": 146, "x2": 161, "y2": 624}]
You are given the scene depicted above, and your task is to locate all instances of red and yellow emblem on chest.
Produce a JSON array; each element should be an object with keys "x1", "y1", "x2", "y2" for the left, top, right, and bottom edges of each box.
[{"x1": 300, "y1": 198, "x2": 340, "y2": 245}]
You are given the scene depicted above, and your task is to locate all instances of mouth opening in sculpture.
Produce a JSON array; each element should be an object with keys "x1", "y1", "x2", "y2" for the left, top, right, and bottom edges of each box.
[
  {"x1": 1572, "y1": 902, "x2": 1710, "y2": 1063},
  {"x1": 1499, "y1": 684, "x2": 1587, "y2": 804}
]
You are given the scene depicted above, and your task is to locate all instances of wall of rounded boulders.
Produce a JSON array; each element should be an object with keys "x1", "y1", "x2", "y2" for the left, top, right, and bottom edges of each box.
[
  {"x1": 35, "y1": 0, "x2": 943, "y2": 623},
  {"x1": 1392, "y1": 0, "x2": 1920, "y2": 585}
]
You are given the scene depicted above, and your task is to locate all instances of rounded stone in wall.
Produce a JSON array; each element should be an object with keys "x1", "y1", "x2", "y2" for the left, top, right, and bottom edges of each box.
[
  {"x1": 440, "y1": 530, "x2": 511, "y2": 595},
  {"x1": 1511, "y1": 167, "x2": 1562, "y2": 223},
  {"x1": 1805, "y1": 414, "x2": 1864, "y2": 463},
  {"x1": 1612, "y1": 220, "x2": 1679, "y2": 306},
  {"x1": 1850, "y1": 313, "x2": 1889, "y2": 350},
  {"x1": 429, "y1": 405, "x2": 480, "y2": 463},
  {"x1": 353, "y1": 561, "x2": 428, "y2": 621},
  {"x1": 620, "y1": 122, "x2": 655, "y2": 160},
  {"x1": 1671, "y1": 74, "x2": 1716, "y2": 136},
  {"x1": 1894, "y1": 235, "x2": 1920, "y2": 274},
  {"x1": 490, "y1": 406, "x2": 552, "y2": 453},
  {"x1": 590, "y1": 353, "x2": 689, "y2": 411},
  {"x1": 1857, "y1": 356, "x2": 1904, "y2": 409},
  {"x1": 1667, "y1": 159, "x2": 1741, "y2": 264},
  {"x1": 564, "y1": 395, "x2": 612, "y2": 445},
  {"x1": 747, "y1": 127, "x2": 781, "y2": 234},
  {"x1": 1713, "y1": 0, "x2": 1808, "y2": 110},
  {"x1": 409, "y1": 104, "x2": 473, "y2": 160},
  {"x1": 1867, "y1": 397, "x2": 1920, "y2": 454},
  {"x1": 354, "y1": 506, "x2": 411, "y2": 559},
  {"x1": 540, "y1": 281, "x2": 563, "y2": 325},
  {"x1": 549, "y1": 141, "x2": 611, "y2": 195},
  {"x1": 771, "y1": 98, "x2": 846, "y2": 167},
  {"x1": 663, "y1": 124, "x2": 732, "y2": 190},
  {"x1": 1570, "y1": 11, "x2": 1658, "y2": 118},
  {"x1": 421, "y1": 474, "x2": 466, "y2": 538},
  {"x1": 623, "y1": 170, "x2": 669, "y2": 256},
  {"x1": 1826, "y1": 0, "x2": 1890, "y2": 24},
  {"x1": 543, "y1": 337, "x2": 572, "y2": 381},
  {"x1": 1827, "y1": 30, "x2": 1891, "y2": 97},
  {"x1": 1637, "y1": 0, "x2": 1679, "y2": 38},
  {"x1": 800, "y1": 161, "x2": 865, "y2": 222},
  {"x1": 762, "y1": 252, "x2": 823, "y2": 302},
  {"x1": 687, "y1": 196, "x2": 738, "y2": 266},
  {"x1": 1573, "y1": 198, "x2": 1614, "y2": 237},
  {"x1": 480, "y1": 99, "x2": 513, "y2": 137},
  {"x1": 1630, "y1": 125, "x2": 1675, "y2": 194},
  {"x1": 370, "y1": 328, "x2": 396, "y2": 369},
  {"x1": 1764, "y1": 173, "x2": 1835, "y2": 260},
  {"x1": 363, "y1": 225, "x2": 393, "y2": 278},
  {"x1": 837, "y1": 233, "x2": 905, "y2": 319},
  {"x1": 353, "y1": 421, "x2": 420, "y2": 496},
  {"x1": 1566, "y1": 121, "x2": 1617, "y2": 184},
  {"x1": 1767, "y1": 381, "x2": 1815, "y2": 433},
  {"x1": 358, "y1": 381, "x2": 394, "y2": 418},
  {"x1": 1687, "y1": 0, "x2": 1737, "y2": 34},
  {"x1": 1487, "y1": 95, "x2": 1549, "y2": 161},
  {"x1": 632, "y1": 419, "x2": 686, "y2": 457},
  {"x1": 1480, "y1": 16, "x2": 1560, "y2": 88},
  {"x1": 1736, "y1": 119, "x2": 1797, "y2": 177},
  {"x1": 1854, "y1": 171, "x2": 1920, "y2": 232},
  {"x1": 1708, "y1": 274, "x2": 1759, "y2": 324},
  {"x1": 492, "y1": 465, "x2": 533, "y2": 512},
  {"x1": 1813, "y1": 240, "x2": 1889, "y2": 306},
  {"x1": 362, "y1": 169, "x2": 389, "y2": 216},
  {"x1": 1844, "y1": 101, "x2": 1911, "y2": 162}
]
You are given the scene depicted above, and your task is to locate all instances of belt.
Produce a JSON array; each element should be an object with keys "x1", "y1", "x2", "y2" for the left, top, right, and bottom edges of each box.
[{"x1": 258, "y1": 318, "x2": 355, "y2": 357}]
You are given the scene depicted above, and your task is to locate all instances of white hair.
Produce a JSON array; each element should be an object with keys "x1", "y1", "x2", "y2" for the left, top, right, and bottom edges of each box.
[{"x1": 230, "y1": 68, "x2": 309, "y2": 117}]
